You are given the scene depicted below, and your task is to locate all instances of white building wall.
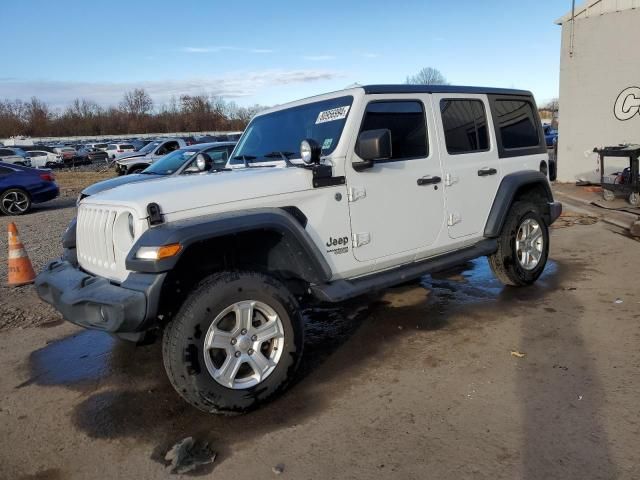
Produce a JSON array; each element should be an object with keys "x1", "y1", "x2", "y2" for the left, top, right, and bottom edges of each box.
[{"x1": 558, "y1": 8, "x2": 640, "y2": 182}]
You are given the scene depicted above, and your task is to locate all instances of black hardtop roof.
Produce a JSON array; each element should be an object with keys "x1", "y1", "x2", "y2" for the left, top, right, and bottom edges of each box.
[{"x1": 362, "y1": 84, "x2": 533, "y2": 97}]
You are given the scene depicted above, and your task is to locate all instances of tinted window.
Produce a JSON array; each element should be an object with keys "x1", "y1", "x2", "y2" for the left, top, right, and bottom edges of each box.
[
  {"x1": 440, "y1": 99, "x2": 489, "y2": 154},
  {"x1": 120, "y1": 144, "x2": 134, "y2": 149},
  {"x1": 359, "y1": 101, "x2": 427, "y2": 160},
  {"x1": 495, "y1": 100, "x2": 540, "y2": 149},
  {"x1": 0, "y1": 149, "x2": 12, "y2": 156}
]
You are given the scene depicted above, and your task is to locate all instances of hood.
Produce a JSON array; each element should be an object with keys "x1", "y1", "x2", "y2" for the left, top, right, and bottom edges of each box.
[
  {"x1": 116, "y1": 152, "x2": 147, "y2": 163},
  {"x1": 81, "y1": 173, "x2": 161, "y2": 197},
  {"x1": 85, "y1": 166, "x2": 312, "y2": 219}
]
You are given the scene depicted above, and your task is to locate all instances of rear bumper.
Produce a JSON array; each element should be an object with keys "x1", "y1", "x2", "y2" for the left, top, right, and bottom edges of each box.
[
  {"x1": 35, "y1": 260, "x2": 165, "y2": 334},
  {"x1": 32, "y1": 184, "x2": 59, "y2": 204}
]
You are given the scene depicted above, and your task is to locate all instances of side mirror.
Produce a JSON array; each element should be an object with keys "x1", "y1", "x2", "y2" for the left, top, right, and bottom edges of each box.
[
  {"x1": 195, "y1": 153, "x2": 212, "y2": 171},
  {"x1": 353, "y1": 129, "x2": 392, "y2": 170}
]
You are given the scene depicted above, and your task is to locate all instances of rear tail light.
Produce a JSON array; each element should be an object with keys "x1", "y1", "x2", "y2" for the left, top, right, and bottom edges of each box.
[
  {"x1": 117, "y1": 149, "x2": 123, "y2": 153},
  {"x1": 40, "y1": 172, "x2": 55, "y2": 182}
]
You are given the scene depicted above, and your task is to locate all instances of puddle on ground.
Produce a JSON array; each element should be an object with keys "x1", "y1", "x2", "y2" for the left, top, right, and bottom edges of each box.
[{"x1": 16, "y1": 330, "x2": 118, "y2": 388}]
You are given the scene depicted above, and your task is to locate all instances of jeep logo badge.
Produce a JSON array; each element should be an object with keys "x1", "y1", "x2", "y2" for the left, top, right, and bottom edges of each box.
[{"x1": 614, "y1": 87, "x2": 640, "y2": 121}]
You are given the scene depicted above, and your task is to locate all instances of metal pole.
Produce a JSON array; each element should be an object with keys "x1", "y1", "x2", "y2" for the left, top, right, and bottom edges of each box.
[{"x1": 569, "y1": 0, "x2": 576, "y2": 57}]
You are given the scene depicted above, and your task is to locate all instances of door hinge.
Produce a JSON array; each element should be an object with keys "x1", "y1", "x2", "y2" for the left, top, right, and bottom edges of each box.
[
  {"x1": 352, "y1": 232, "x2": 371, "y2": 248},
  {"x1": 447, "y1": 213, "x2": 462, "y2": 226},
  {"x1": 444, "y1": 173, "x2": 459, "y2": 187},
  {"x1": 347, "y1": 186, "x2": 366, "y2": 202}
]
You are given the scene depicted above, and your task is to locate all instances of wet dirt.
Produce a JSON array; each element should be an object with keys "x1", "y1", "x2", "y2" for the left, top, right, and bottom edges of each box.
[{"x1": 2, "y1": 220, "x2": 640, "y2": 479}]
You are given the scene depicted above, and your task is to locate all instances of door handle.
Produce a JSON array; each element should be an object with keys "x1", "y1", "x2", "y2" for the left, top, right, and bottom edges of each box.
[
  {"x1": 417, "y1": 175, "x2": 442, "y2": 186},
  {"x1": 477, "y1": 168, "x2": 497, "y2": 177}
]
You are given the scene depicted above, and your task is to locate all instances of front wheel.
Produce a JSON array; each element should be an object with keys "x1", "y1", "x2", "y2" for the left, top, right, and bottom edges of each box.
[
  {"x1": 488, "y1": 201, "x2": 549, "y2": 286},
  {"x1": 162, "y1": 271, "x2": 304, "y2": 414}
]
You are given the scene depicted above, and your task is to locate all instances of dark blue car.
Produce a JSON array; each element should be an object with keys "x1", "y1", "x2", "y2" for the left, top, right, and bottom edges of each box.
[
  {"x1": 0, "y1": 162, "x2": 59, "y2": 215},
  {"x1": 543, "y1": 124, "x2": 558, "y2": 148}
]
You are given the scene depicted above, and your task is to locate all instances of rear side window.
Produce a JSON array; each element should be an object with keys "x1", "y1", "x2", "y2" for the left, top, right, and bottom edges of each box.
[
  {"x1": 440, "y1": 99, "x2": 489, "y2": 154},
  {"x1": 494, "y1": 100, "x2": 540, "y2": 149},
  {"x1": 359, "y1": 101, "x2": 427, "y2": 160}
]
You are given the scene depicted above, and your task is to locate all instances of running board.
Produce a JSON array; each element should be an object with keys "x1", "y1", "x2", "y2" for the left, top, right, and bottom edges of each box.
[{"x1": 310, "y1": 239, "x2": 498, "y2": 303}]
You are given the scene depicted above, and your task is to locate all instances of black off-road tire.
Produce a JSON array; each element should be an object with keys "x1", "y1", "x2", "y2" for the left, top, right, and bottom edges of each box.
[
  {"x1": 162, "y1": 271, "x2": 304, "y2": 414},
  {"x1": 488, "y1": 201, "x2": 549, "y2": 286}
]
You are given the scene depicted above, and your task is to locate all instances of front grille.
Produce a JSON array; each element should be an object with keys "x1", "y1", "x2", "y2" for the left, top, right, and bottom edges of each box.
[{"x1": 77, "y1": 206, "x2": 118, "y2": 271}]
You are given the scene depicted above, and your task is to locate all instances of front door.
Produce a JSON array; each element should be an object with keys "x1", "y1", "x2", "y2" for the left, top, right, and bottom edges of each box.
[
  {"x1": 346, "y1": 96, "x2": 445, "y2": 263},
  {"x1": 432, "y1": 94, "x2": 501, "y2": 238}
]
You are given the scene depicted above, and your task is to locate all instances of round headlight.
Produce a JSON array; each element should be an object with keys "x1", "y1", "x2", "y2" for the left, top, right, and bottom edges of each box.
[
  {"x1": 127, "y1": 213, "x2": 135, "y2": 239},
  {"x1": 300, "y1": 140, "x2": 313, "y2": 164}
]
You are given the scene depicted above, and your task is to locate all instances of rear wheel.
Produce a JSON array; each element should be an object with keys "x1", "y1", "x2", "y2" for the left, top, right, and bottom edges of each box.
[
  {"x1": 0, "y1": 189, "x2": 31, "y2": 215},
  {"x1": 162, "y1": 271, "x2": 304, "y2": 414},
  {"x1": 488, "y1": 201, "x2": 549, "y2": 286}
]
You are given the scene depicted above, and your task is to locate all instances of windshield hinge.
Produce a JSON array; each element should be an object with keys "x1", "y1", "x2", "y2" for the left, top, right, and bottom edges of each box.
[{"x1": 347, "y1": 186, "x2": 366, "y2": 202}]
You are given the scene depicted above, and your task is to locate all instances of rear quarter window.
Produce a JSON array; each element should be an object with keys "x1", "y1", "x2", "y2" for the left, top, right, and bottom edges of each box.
[{"x1": 494, "y1": 99, "x2": 540, "y2": 149}]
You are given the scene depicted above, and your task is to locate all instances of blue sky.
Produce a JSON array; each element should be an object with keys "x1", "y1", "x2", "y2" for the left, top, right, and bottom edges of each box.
[{"x1": 1, "y1": 0, "x2": 570, "y2": 110}]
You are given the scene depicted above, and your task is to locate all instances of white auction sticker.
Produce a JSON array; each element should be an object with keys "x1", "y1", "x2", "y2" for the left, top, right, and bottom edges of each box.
[{"x1": 316, "y1": 106, "x2": 350, "y2": 124}]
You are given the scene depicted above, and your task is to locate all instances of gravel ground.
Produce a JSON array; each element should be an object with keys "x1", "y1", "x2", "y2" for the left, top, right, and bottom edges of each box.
[{"x1": 0, "y1": 171, "x2": 114, "y2": 330}]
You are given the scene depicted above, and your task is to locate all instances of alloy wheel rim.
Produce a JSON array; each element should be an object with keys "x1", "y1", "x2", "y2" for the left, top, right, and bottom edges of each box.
[
  {"x1": 2, "y1": 191, "x2": 29, "y2": 214},
  {"x1": 203, "y1": 300, "x2": 285, "y2": 389},
  {"x1": 515, "y1": 218, "x2": 544, "y2": 270}
]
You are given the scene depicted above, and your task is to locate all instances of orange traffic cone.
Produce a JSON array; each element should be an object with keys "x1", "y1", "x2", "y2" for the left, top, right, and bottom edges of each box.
[{"x1": 7, "y1": 222, "x2": 36, "y2": 287}]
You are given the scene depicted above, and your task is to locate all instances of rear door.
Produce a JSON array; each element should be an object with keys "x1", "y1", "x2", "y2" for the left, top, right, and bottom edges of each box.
[
  {"x1": 345, "y1": 96, "x2": 445, "y2": 263},
  {"x1": 432, "y1": 94, "x2": 500, "y2": 238}
]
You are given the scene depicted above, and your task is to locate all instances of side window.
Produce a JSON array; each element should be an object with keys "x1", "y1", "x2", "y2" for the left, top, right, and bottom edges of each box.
[
  {"x1": 440, "y1": 99, "x2": 489, "y2": 154},
  {"x1": 0, "y1": 149, "x2": 11, "y2": 156},
  {"x1": 494, "y1": 100, "x2": 540, "y2": 149},
  {"x1": 359, "y1": 101, "x2": 428, "y2": 160},
  {"x1": 166, "y1": 141, "x2": 179, "y2": 152},
  {"x1": 205, "y1": 147, "x2": 229, "y2": 165}
]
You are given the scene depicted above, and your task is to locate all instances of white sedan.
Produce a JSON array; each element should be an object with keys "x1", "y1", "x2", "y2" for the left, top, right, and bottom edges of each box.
[{"x1": 24, "y1": 150, "x2": 63, "y2": 168}]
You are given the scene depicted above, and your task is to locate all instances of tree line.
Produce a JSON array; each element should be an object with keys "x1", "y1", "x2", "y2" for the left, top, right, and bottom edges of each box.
[{"x1": 0, "y1": 88, "x2": 265, "y2": 138}]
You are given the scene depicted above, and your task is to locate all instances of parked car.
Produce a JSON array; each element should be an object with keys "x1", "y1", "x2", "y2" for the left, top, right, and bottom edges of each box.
[
  {"x1": 115, "y1": 138, "x2": 187, "y2": 174},
  {"x1": 75, "y1": 147, "x2": 109, "y2": 163},
  {"x1": 543, "y1": 124, "x2": 558, "y2": 147},
  {"x1": 27, "y1": 150, "x2": 63, "y2": 168},
  {"x1": 130, "y1": 139, "x2": 152, "y2": 151},
  {"x1": 106, "y1": 143, "x2": 136, "y2": 159},
  {"x1": 0, "y1": 162, "x2": 59, "y2": 215},
  {"x1": 85, "y1": 143, "x2": 109, "y2": 151},
  {"x1": 0, "y1": 147, "x2": 32, "y2": 167},
  {"x1": 52, "y1": 146, "x2": 77, "y2": 163},
  {"x1": 78, "y1": 142, "x2": 237, "y2": 201},
  {"x1": 37, "y1": 84, "x2": 561, "y2": 414}
]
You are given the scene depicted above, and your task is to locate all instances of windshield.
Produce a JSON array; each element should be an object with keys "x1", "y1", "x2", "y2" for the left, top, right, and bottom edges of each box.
[
  {"x1": 142, "y1": 148, "x2": 198, "y2": 175},
  {"x1": 139, "y1": 141, "x2": 161, "y2": 154},
  {"x1": 231, "y1": 95, "x2": 353, "y2": 165}
]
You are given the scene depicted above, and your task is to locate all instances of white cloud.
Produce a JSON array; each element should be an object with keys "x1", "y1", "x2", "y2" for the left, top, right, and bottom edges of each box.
[
  {"x1": 0, "y1": 69, "x2": 340, "y2": 108},
  {"x1": 302, "y1": 55, "x2": 336, "y2": 61},
  {"x1": 182, "y1": 46, "x2": 274, "y2": 54}
]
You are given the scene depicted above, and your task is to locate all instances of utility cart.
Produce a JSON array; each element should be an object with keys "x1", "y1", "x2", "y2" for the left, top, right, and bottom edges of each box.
[{"x1": 594, "y1": 144, "x2": 640, "y2": 206}]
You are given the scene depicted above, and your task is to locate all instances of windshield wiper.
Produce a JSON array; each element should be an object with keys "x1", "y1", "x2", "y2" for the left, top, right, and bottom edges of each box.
[
  {"x1": 263, "y1": 151, "x2": 298, "y2": 167},
  {"x1": 232, "y1": 154, "x2": 257, "y2": 168}
]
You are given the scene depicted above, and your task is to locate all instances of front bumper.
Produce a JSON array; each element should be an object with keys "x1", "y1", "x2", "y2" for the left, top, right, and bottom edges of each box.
[{"x1": 35, "y1": 260, "x2": 165, "y2": 334}]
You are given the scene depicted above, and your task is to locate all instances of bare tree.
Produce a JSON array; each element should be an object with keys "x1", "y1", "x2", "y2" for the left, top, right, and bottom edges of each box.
[
  {"x1": 405, "y1": 67, "x2": 449, "y2": 85},
  {"x1": 120, "y1": 88, "x2": 154, "y2": 116}
]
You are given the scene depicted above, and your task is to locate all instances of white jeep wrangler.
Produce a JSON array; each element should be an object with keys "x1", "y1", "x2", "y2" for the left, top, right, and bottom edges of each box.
[{"x1": 36, "y1": 84, "x2": 561, "y2": 414}]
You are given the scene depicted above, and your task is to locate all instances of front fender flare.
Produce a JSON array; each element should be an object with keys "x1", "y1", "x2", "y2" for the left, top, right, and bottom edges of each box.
[{"x1": 125, "y1": 207, "x2": 332, "y2": 284}]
